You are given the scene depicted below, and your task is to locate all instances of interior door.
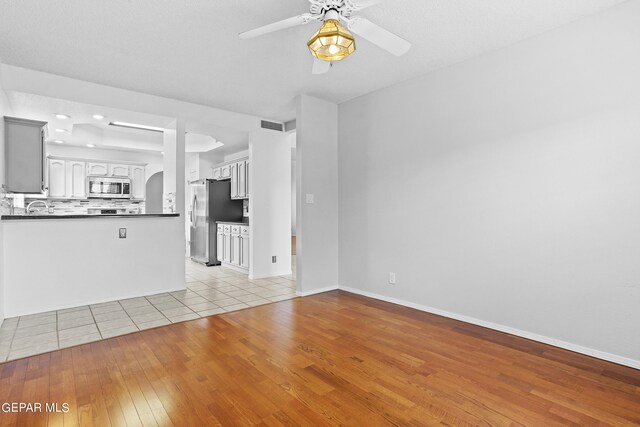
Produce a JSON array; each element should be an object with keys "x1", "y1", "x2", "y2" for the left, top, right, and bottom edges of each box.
[{"x1": 190, "y1": 181, "x2": 208, "y2": 263}]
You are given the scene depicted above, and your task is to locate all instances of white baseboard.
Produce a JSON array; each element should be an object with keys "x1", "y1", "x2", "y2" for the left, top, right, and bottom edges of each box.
[
  {"x1": 338, "y1": 285, "x2": 640, "y2": 370},
  {"x1": 296, "y1": 285, "x2": 339, "y2": 297},
  {"x1": 249, "y1": 270, "x2": 292, "y2": 280},
  {"x1": 221, "y1": 262, "x2": 249, "y2": 275}
]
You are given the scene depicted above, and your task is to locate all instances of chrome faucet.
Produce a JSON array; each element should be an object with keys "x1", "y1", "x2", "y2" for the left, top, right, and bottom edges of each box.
[{"x1": 26, "y1": 200, "x2": 50, "y2": 214}]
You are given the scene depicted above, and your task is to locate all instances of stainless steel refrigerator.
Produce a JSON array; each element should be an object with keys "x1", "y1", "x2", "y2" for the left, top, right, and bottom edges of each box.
[{"x1": 189, "y1": 179, "x2": 244, "y2": 266}]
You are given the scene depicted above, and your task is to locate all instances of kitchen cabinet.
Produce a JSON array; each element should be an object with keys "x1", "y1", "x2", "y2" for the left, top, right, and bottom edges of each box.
[
  {"x1": 109, "y1": 163, "x2": 130, "y2": 177},
  {"x1": 4, "y1": 117, "x2": 47, "y2": 194},
  {"x1": 131, "y1": 165, "x2": 145, "y2": 199},
  {"x1": 245, "y1": 160, "x2": 250, "y2": 198},
  {"x1": 231, "y1": 226, "x2": 241, "y2": 265},
  {"x1": 47, "y1": 157, "x2": 146, "y2": 199},
  {"x1": 216, "y1": 224, "x2": 250, "y2": 271},
  {"x1": 229, "y1": 159, "x2": 249, "y2": 200},
  {"x1": 230, "y1": 163, "x2": 239, "y2": 198},
  {"x1": 48, "y1": 158, "x2": 85, "y2": 199},
  {"x1": 87, "y1": 162, "x2": 108, "y2": 176},
  {"x1": 222, "y1": 225, "x2": 232, "y2": 263},
  {"x1": 216, "y1": 225, "x2": 224, "y2": 262},
  {"x1": 240, "y1": 226, "x2": 250, "y2": 269},
  {"x1": 47, "y1": 159, "x2": 66, "y2": 198},
  {"x1": 66, "y1": 161, "x2": 86, "y2": 198},
  {"x1": 213, "y1": 158, "x2": 249, "y2": 199},
  {"x1": 220, "y1": 164, "x2": 232, "y2": 179},
  {"x1": 237, "y1": 160, "x2": 247, "y2": 199}
]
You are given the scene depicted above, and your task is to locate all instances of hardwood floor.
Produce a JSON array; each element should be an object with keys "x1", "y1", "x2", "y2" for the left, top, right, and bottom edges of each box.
[{"x1": 0, "y1": 290, "x2": 639, "y2": 426}]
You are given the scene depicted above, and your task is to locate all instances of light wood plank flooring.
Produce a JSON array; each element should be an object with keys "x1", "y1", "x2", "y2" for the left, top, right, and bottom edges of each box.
[{"x1": 0, "y1": 291, "x2": 638, "y2": 426}]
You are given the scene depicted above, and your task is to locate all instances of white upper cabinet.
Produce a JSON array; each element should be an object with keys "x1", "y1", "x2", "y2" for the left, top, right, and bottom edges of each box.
[
  {"x1": 131, "y1": 165, "x2": 146, "y2": 199},
  {"x1": 238, "y1": 160, "x2": 247, "y2": 199},
  {"x1": 109, "y1": 163, "x2": 130, "y2": 177},
  {"x1": 87, "y1": 162, "x2": 108, "y2": 176},
  {"x1": 48, "y1": 158, "x2": 86, "y2": 199},
  {"x1": 223, "y1": 158, "x2": 249, "y2": 200},
  {"x1": 245, "y1": 160, "x2": 250, "y2": 198},
  {"x1": 230, "y1": 163, "x2": 239, "y2": 198},
  {"x1": 47, "y1": 159, "x2": 66, "y2": 198},
  {"x1": 212, "y1": 167, "x2": 222, "y2": 180},
  {"x1": 47, "y1": 157, "x2": 146, "y2": 199},
  {"x1": 220, "y1": 164, "x2": 232, "y2": 179},
  {"x1": 66, "y1": 161, "x2": 86, "y2": 198}
]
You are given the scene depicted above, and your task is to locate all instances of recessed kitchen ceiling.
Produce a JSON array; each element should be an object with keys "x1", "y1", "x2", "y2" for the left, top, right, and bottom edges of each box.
[
  {"x1": 6, "y1": 92, "x2": 242, "y2": 154},
  {"x1": 0, "y1": 0, "x2": 627, "y2": 121}
]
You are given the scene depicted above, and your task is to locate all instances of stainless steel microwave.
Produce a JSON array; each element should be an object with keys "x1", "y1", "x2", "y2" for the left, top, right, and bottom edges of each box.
[{"x1": 86, "y1": 176, "x2": 131, "y2": 199}]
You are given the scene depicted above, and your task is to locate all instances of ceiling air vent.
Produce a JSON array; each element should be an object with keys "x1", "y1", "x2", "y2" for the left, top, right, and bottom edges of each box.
[{"x1": 261, "y1": 120, "x2": 284, "y2": 132}]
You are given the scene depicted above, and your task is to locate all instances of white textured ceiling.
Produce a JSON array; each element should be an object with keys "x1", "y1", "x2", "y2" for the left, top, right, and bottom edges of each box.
[{"x1": 0, "y1": 0, "x2": 627, "y2": 121}]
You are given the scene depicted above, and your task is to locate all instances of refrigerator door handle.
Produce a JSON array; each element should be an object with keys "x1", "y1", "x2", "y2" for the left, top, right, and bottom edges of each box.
[{"x1": 192, "y1": 194, "x2": 197, "y2": 227}]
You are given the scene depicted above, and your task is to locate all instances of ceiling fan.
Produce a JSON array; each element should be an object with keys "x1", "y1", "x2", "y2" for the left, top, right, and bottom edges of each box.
[{"x1": 238, "y1": 0, "x2": 411, "y2": 75}]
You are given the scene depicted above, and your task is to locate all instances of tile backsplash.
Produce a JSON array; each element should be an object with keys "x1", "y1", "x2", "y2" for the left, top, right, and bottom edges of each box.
[{"x1": 9, "y1": 197, "x2": 145, "y2": 215}]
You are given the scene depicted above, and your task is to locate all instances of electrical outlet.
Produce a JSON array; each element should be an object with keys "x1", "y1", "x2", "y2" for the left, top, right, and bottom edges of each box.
[
  {"x1": 272, "y1": 256, "x2": 277, "y2": 263},
  {"x1": 305, "y1": 194, "x2": 314, "y2": 204},
  {"x1": 389, "y1": 272, "x2": 396, "y2": 285},
  {"x1": 119, "y1": 228, "x2": 127, "y2": 239}
]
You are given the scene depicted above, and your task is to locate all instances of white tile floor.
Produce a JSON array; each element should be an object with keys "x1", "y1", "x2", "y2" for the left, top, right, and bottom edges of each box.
[{"x1": 0, "y1": 257, "x2": 297, "y2": 363}]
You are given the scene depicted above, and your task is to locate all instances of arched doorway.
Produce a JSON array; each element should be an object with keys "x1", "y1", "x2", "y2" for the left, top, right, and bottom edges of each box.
[{"x1": 145, "y1": 172, "x2": 163, "y2": 214}]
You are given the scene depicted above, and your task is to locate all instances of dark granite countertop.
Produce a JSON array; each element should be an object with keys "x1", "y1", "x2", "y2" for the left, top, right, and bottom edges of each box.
[
  {"x1": 1, "y1": 213, "x2": 180, "y2": 220},
  {"x1": 216, "y1": 221, "x2": 250, "y2": 226}
]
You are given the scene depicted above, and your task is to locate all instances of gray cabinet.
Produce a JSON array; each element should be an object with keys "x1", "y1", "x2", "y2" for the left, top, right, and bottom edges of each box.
[{"x1": 4, "y1": 117, "x2": 47, "y2": 193}]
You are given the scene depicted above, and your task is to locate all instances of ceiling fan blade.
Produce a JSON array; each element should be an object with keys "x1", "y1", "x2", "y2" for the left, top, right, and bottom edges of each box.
[
  {"x1": 349, "y1": 0, "x2": 386, "y2": 11},
  {"x1": 239, "y1": 13, "x2": 317, "y2": 39},
  {"x1": 312, "y1": 59, "x2": 331, "y2": 75},
  {"x1": 347, "y1": 17, "x2": 411, "y2": 56}
]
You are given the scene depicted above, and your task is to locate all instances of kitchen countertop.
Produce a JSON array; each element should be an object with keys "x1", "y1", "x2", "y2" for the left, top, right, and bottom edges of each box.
[
  {"x1": 216, "y1": 221, "x2": 250, "y2": 226},
  {"x1": 1, "y1": 213, "x2": 180, "y2": 220}
]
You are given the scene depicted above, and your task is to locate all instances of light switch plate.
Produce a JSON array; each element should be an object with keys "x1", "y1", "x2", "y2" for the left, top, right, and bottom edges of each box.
[
  {"x1": 119, "y1": 228, "x2": 127, "y2": 239},
  {"x1": 305, "y1": 194, "x2": 314, "y2": 204}
]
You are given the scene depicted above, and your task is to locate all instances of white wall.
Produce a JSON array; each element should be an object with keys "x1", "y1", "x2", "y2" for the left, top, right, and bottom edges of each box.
[
  {"x1": 291, "y1": 158, "x2": 297, "y2": 235},
  {"x1": 2, "y1": 216, "x2": 185, "y2": 316},
  {"x1": 296, "y1": 95, "x2": 339, "y2": 295},
  {"x1": 338, "y1": 1, "x2": 640, "y2": 367},
  {"x1": 198, "y1": 155, "x2": 215, "y2": 180},
  {"x1": 224, "y1": 149, "x2": 249, "y2": 162},
  {"x1": 0, "y1": 68, "x2": 12, "y2": 326},
  {"x1": 248, "y1": 129, "x2": 291, "y2": 279}
]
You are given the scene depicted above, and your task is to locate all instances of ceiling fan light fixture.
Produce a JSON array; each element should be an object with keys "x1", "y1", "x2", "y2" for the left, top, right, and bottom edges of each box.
[{"x1": 307, "y1": 19, "x2": 355, "y2": 62}]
